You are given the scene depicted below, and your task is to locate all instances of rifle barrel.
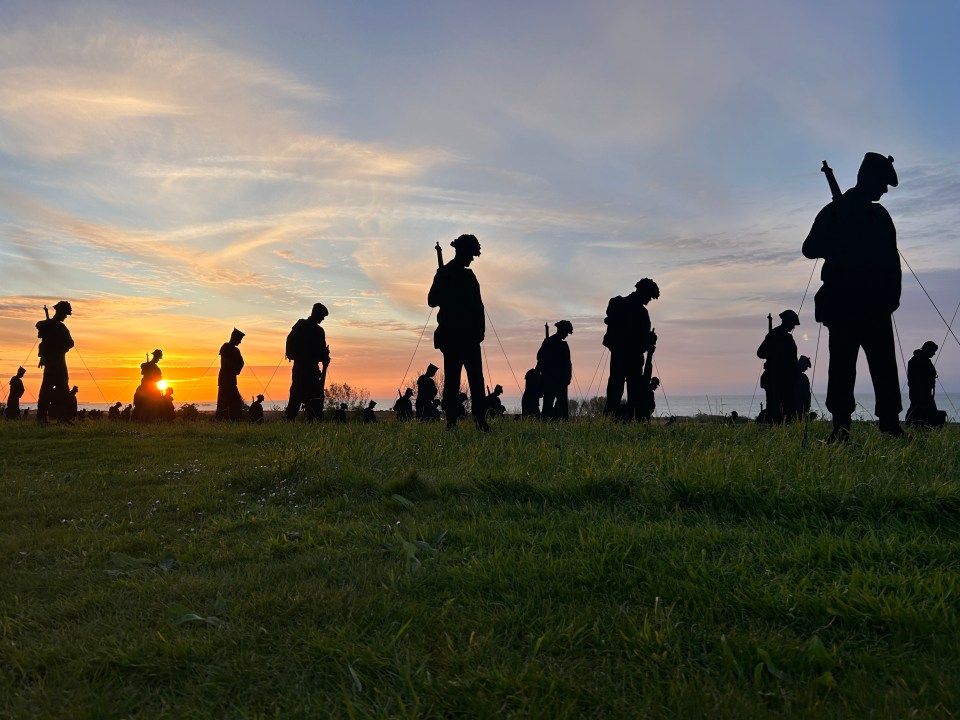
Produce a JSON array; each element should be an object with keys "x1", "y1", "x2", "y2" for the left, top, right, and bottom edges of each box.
[{"x1": 821, "y1": 160, "x2": 842, "y2": 201}]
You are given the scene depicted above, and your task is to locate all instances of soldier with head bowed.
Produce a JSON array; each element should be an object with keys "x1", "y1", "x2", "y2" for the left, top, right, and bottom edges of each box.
[
  {"x1": 216, "y1": 328, "x2": 245, "y2": 421},
  {"x1": 803, "y1": 153, "x2": 905, "y2": 441},
  {"x1": 537, "y1": 320, "x2": 573, "y2": 421},
  {"x1": 393, "y1": 388, "x2": 414, "y2": 421},
  {"x1": 133, "y1": 349, "x2": 164, "y2": 422},
  {"x1": 35, "y1": 301, "x2": 75, "y2": 423},
  {"x1": 285, "y1": 303, "x2": 330, "y2": 421},
  {"x1": 906, "y1": 341, "x2": 947, "y2": 428},
  {"x1": 757, "y1": 309, "x2": 800, "y2": 424},
  {"x1": 428, "y1": 234, "x2": 489, "y2": 431},
  {"x1": 602, "y1": 279, "x2": 659, "y2": 421},
  {"x1": 363, "y1": 400, "x2": 377, "y2": 423},
  {"x1": 6, "y1": 367, "x2": 26, "y2": 420},
  {"x1": 249, "y1": 394, "x2": 265, "y2": 423},
  {"x1": 416, "y1": 364, "x2": 441, "y2": 421}
]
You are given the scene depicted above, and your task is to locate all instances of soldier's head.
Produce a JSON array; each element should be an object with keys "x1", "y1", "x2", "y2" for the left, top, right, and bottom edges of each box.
[
  {"x1": 151, "y1": 349, "x2": 164, "y2": 361},
  {"x1": 650, "y1": 377, "x2": 660, "y2": 390},
  {"x1": 857, "y1": 153, "x2": 898, "y2": 201},
  {"x1": 339, "y1": 403, "x2": 347, "y2": 410},
  {"x1": 493, "y1": 384, "x2": 503, "y2": 396},
  {"x1": 635, "y1": 278, "x2": 660, "y2": 304},
  {"x1": 113, "y1": 401, "x2": 121, "y2": 408},
  {"x1": 554, "y1": 320, "x2": 574, "y2": 338},
  {"x1": 779, "y1": 309, "x2": 800, "y2": 330},
  {"x1": 798, "y1": 355, "x2": 812, "y2": 371},
  {"x1": 256, "y1": 394, "x2": 264, "y2": 402},
  {"x1": 52, "y1": 300, "x2": 73, "y2": 319},
  {"x1": 451, "y1": 234, "x2": 481, "y2": 264},
  {"x1": 404, "y1": 388, "x2": 413, "y2": 398},
  {"x1": 426, "y1": 363, "x2": 439, "y2": 377},
  {"x1": 230, "y1": 328, "x2": 245, "y2": 345},
  {"x1": 921, "y1": 340, "x2": 938, "y2": 358},
  {"x1": 368, "y1": 400, "x2": 377, "y2": 409},
  {"x1": 16, "y1": 366, "x2": 26, "y2": 378},
  {"x1": 71, "y1": 386, "x2": 79, "y2": 395},
  {"x1": 310, "y1": 303, "x2": 329, "y2": 322}
]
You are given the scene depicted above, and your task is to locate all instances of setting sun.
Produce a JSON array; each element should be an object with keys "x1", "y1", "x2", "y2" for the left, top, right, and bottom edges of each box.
[{"x1": 156, "y1": 380, "x2": 169, "y2": 392}]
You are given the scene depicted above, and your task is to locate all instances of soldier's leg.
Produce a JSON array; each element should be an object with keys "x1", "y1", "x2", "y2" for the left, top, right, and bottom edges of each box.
[
  {"x1": 441, "y1": 350, "x2": 463, "y2": 428},
  {"x1": 624, "y1": 352, "x2": 643, "y2": 422},
  {"x1": 556, "y1": 385, "x2": 569, "y2": 421},
  {"x1": 604, "y1": 352, "x2": 626, "y2": 416},
  {"x1": 861, "y1": 315, "x2": 903, "y2": 432},
  {"x1": 541, "y1": 385, "x2": 557, "y2": 419},
  {"x1": 285, "y1": 369, "x2": 305, "y2": 420},
  {"x1": 825, "y1": 324, "x2": 859, "y2": 422},
  {"x1": 462, "y1": 344, "x2": 488, "y2": 430}
]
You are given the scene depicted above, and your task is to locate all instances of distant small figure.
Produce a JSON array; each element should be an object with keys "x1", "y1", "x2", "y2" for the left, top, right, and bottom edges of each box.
[
  {"x1": 120, "y1": 404, "x2": 132, "y2": 422},
  {"x1": 727, "y1": 410, "x2": 740, "y2": 425},
  {"x1": 485, "y1": 384, "x2": 506, "y2": 420},
  {"x1": 63, "y1": 385, "x2": 79, "y2": 422},
  {"x1": 332, "y1": 403, "x2": 348, "y2": 423},
  {"x1": 757, "y1": 310, "x2": 800, "y2": 424},
  {"x1": 521, "y1": 368, "x2": 543, "y2": 419},
  {"x1": 603, "y1": 279, "x2": 659, "y2": 421},
  {"x1": 216, "y1": 328, "x2": 245, "y2": 421},
  {"x1": 795, "y1": 355, "x2": 812, "y2": 419},
  {"x1": 133, "y1": 349, "x2": 164, "y2": 422},
  {"x1": 416, "y1": 364, "x2": 441, "y2": 421},
  {"x1": 363, "y1": 400, "x2": 377, "y2": 423},
  {"x1": 5, "y1": 367, "x2": 26, "y2": 420},
  {"x1": 428, "y1": 234, "x2": 489, "y2": 431},
  {"x1": 538, "y1": 320, "x2": 573, "y2": 420},
  {"x1": 393, "y1": 389, "x2": 414, "y2": 421},
  {"x1": 108, "y1": 401, "x2": 122, "y2": 421},
  {"x1": 803, "y1": 153, "x2": 905, "y2": 441},
  {"x1": 639, "y1": 377, "x2": 659, "y2": 423},
  {"x1": 36, "y1": 301, "x2": 75, "y2": 423},
  {"x1": 905, "y1": 341, "x2": 947, "y2": 428},
  {"x1": 249, "y1": 394, "x2": 265, "y2": 423},
  {"x1": 285, "y1": 303, "x2": 330, "y2": 421},
  {"x1": 160, "y1": 387, "x2": 176, "y2": 422}
]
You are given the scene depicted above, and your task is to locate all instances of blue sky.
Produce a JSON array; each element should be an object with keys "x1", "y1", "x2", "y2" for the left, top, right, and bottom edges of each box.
[{"x1": 1, "y1": 0, "x2": 959, "y2": 405}]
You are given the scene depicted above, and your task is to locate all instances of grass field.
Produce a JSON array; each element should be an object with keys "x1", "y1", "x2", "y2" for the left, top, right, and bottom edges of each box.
[{"x1": 1, "y1": 418, "x2": 958, "y2": 719}]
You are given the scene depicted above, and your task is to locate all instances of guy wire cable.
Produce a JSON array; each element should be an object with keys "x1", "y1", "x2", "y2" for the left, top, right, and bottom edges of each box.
[
  {"x1": 482, "y1": 341, "x2": 493, "y2": 389},
  {"x1": 73, "y1": 345, "x2": 108, "y2": 404},
  {"x1": 398, "y1": 308, "x2": 435, "y2": 391},
  {"x1": 245, "y1": 364, "x2": 269, "y2": 399},
  {"x1": 651, "y1": 356, "x2": 673, "y2": 417},
  {"x1": 900, "y1": 250, "x2": 960, "y2": 348},
  {"x1": 261, "y1": 353, "x2": 288, "y2": 398},
  {"x1": 585, "y1": 347, "x2": 608, "y2": 404},
  {"x1": 181, "y1": 352, "x2": 220, "y2": 404},
  {"x1": 891, "y1": 315, "x2": 910, "y2": 386},
  {"x1": 484, "y1": 309, "x2": 522, "y2": 393}
]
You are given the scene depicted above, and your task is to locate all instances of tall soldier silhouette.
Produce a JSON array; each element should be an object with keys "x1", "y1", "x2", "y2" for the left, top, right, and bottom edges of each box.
[
  {"x1": 803, "y1": 153, "x2": 904, "y2": 441},
  {"x1": 427, "y1": 234, "x2": 489, "y2": 431},
  {"x1": 415, "y1": 364, "x2": 440, "y2": 420},
  {"x1": 133, "y1": 349, "x2": 163, "y2": 422},
  {"x1": 35, "y1": 301, "x2": 74, "y2": 423},
  {"x1": 602, "y1": 279, "x2": 659, "y2": 421},
  {"x1": 756, "y1": 309, "x2": 800, "y2": 423},
  {"x1": 537, "y1": 320, "x2": 573, "y2": 420},
  {"x1": 905, "y1": 341, "x2": 946, "y2": 427},
  {"x1": 6, "y1": 367, "x2": 26, "y2": 419},
  {"x1": 216, "y1": 328, "x2": 245, "y2": 421},
  {"x1": 285, "y1": 303, "x2": 330, "y2": 421}
]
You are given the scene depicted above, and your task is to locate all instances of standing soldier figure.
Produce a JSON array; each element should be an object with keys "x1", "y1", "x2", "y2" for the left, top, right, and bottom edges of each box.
[
  {"x1": 905, "y1": 341, "x2": 946, "y2": 428},
  {"x1": 795, "y1": 355, "x2": 813, "y2": 419},
  {"x1": 216, "y1": 328, "x2": 245, "y2": 421},
  {"x1": 285, "y1": 303, "x2": 330, "y2": 421},
  {"x1": 36, "y1": 300, "x2": 74, "y2": 423},
  {"x1": 363, "y1": 400, "x2": 378, "y2": 423},
  {"x1": 133, "y1": 349, "x2": 163, "y2": 422},
  {"x1": 756, "y1": 310, "x2": 801, "y2": 424},
  {"x1": 415, "y1": 364, "x2": 441, "y2": 420},
  {"x1": 537, "y1": 320, "x2": 573, "y2": 420},
  {"x1": 249, "y1": 394, "x2": 265, "y2": 423},
  {"x1": 803, "y1": 153, "x2": 905, "y2": 441},
  {"x1": 393, "y1": 388, "x2": 414, "y2": 421},
  {"x1": 6, "y1": 367, "x2": 26, "y2": 420},
  {"x1": 602, "y1": 279, "x2": 659, "y2": 421},
  {"x1": 427, "y1": 234, "x2": 489, "y2": 431}
]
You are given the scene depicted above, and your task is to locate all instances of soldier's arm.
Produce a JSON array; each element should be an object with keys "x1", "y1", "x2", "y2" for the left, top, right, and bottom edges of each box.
[
  {"x1": 427, "y1": 268, "x2": 446, "y2": 308},
  {"x1": 802, "y1": 204, "x2": 835, "y2": 260}
]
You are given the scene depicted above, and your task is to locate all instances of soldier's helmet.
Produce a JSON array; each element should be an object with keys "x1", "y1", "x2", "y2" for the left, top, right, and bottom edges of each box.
[
  {"x1": 451, "y1": 234, "x2": 481, "y2": 256},
  {"x1": 493, "y1": 384, "x2": 504, "y2": 395},
  {"x1": 798, "y1": 355, "x2": 812, "y2": 370},
  {"x1": 779, "y1": 309, "x2": 800, "y2": 326},
  {"x1": 53, "y1": 300, "x2": 73, "y2": 315},
  {"x1": 256, "y1": 394, "x2": 264, "y2": 402},
  {"x1": 404, "y1": 388, "x2": 414, "y2": 397},
  {"x1": 635, "y1": 278, "x2": 660, "y2": 299},
  {"x1": 426, "y1": 363, "x2": 439, "y2": 375},
  {"x1": 231, "y1": 328, "x2": 245, "y2": 340},
  {"x1": 368, "y1": 400, "x2": 377, "y2": 408},
  {"x1": 311, "y1": 302, "x2": 329, "y2": 319},
  {"x1": 151, "y1": 349, "x2": 164, "y2": 360},
  {"x1": 921, "y1": 340, "x2": 938, "y2": 355},
  {"x1": 554, "y1": 320, "x2": 574, "y2": 335},
  {"x1": 17, "y1": 366, "x2": 26, "y2": 376},
  {"x1": 858, "y1": 153, "x2": 898, "y2": 187}
]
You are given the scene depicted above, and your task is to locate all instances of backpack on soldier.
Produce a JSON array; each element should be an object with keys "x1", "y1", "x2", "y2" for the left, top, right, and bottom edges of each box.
[{"x1": 601, "y1": 295, "x2": 630, "y2": 349}]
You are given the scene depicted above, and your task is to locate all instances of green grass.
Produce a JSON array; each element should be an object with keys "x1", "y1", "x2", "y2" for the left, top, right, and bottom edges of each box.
[{"x1": 1, "y1": 418, "x2": 958, "y2": 718}]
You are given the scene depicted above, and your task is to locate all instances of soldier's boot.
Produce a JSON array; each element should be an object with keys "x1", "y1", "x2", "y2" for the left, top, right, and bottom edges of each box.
[
  {"x1": 878, "y1": 415, "x2": 906, "y2": 438},
  {"x1": 827, "y1": 416, "x2": 851, "y2": 444}
]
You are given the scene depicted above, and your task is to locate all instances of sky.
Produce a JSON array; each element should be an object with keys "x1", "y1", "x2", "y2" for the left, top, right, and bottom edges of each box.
[{"x1": 2, "y1": 0, "x2": 960, "y2": 408}]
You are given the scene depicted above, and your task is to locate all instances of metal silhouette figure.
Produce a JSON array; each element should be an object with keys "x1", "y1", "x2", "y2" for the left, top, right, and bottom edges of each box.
[
  {"x1": 795, "y1": 355, "x2": 812, "y2": 419},
  {"x1": 521, "y1": 368, "x2": 543, "y2": 419},
  {"x1": 249, "y1": 394, "x2": 265, "y2": 423},
  {"x1": 905, "y1": 341, "x2": 947, "y2": 428},
  {"x1": 35, "y1": 301, "x2": 74, "y2": 423},
  {"x1": 393, "y1": 388, "x2": 414, "y2": 421},
  {"x1": 108, "y1": 401, "x2": 122, "y2": 421},
  {"x1": 756, "y1": 310, "x2": 800, "y2": 424},
  {"x1": 537, "y1": 320, "x2": 573, "y2": 420},
  {"x1": 64, "y1": 385, "x2": 79, "y2": 422},
  {"x1": 133, "y1": 349, "x2": 163, "y2": 422},
  {"x1": 428, "y1": 235, "x2": 489, "y2": 431},
  {"x1": 363, "y1": 400, "x2": 377, "y2": 423},
  {"x1": 332, "y1": 403, "x2": 348, "y2": 423},
  {"x1": 285, "y1": 303, "x2": 330, "y2": 421},
  {"x1": 804, "y1": 154, "x2": 904, "y2": 441},
  {"x1": 5, "y1": 367, "x2": 26, "y2": 420},
  {"x1": 160, "y1": 387, "x2": 176, "y2": 422},
  {"x1": 602, "y1": 279, "x2": 659, "y2": 421},
  {"x1": 485, "y1": 384, "x2": 507, "y2": 420},
  {"x1": 415, "y1": 364, "x2": 441, "y2": 421},
  {"x1": 216, "y1": 328, "x2": 245, "y2": 421}
]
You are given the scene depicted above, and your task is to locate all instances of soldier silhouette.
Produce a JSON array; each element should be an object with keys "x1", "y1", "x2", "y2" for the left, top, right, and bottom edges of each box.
[
  {"x1": 638, "y1": 376, "x2": 660, "y2": 422},
  {"x1": 285, "y1": 303, "x2": 330, "y2": 421},
  {"x1": 428, "y1": 234, "x2": 489, "y2": 431},
  {"x1": 485, "y1": 384, "x2": 506, "y2": 420},
  {"x1": 537, "y1": 320, "x2": 573, "y2": 420},
  {"x1": 521, "y1": 368, "x2": 543, "y2": 419},
  {"x1": 108, "y1": 401, "x2": 122, "y2": 421},
  {"x1": 216, "y1": 328, "x2": 245, "y2": 421},
  {"x1": 120, "y1": 404, "x2": 132, "y2": 422},
  {"x1": 905, "y1": 341, "x2": 947, "y2": 428},
  {"x1": 6, "y1": 367, "x2": 26, "y2": 420},
  {"x1": 332, "y1": 403, "x2": 348, "y2": 423},
  {"x1": 64, "y1": 385, "x2": 79, "y2": 422},
  {"x1": 602, "y1": 279, "x2": 659, "y2": 421},
  {"x1": 795, "y1": 355, "x2": 812, "y2": 419},
  {"x1": 160, "y1": 387, "x2": 176, "y2": 422},
  {"x1": 363, "y1": 400, "x2": 377, "y2": 423},
  {"x1": 132, "y1": 349, "x2": 163, "y2": 422},
  {"x1": 35, "y1": 301, "x2": 74, "y2": 423},
  {"x1": 756, "y1": 310, "x2": 801, "y2": 424},
  {"x1": 249, "y1": 394, "x2": 265, "y2": 423},
  {"x1": 416, "y1": 364, "x2": 441, "y2": 420},
  {"x1": 393, "y1": 388, "x2": 414, "y2": 421},
  {"x1": 803, "y1": 153, "x2": 905, "y2": 441}
]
